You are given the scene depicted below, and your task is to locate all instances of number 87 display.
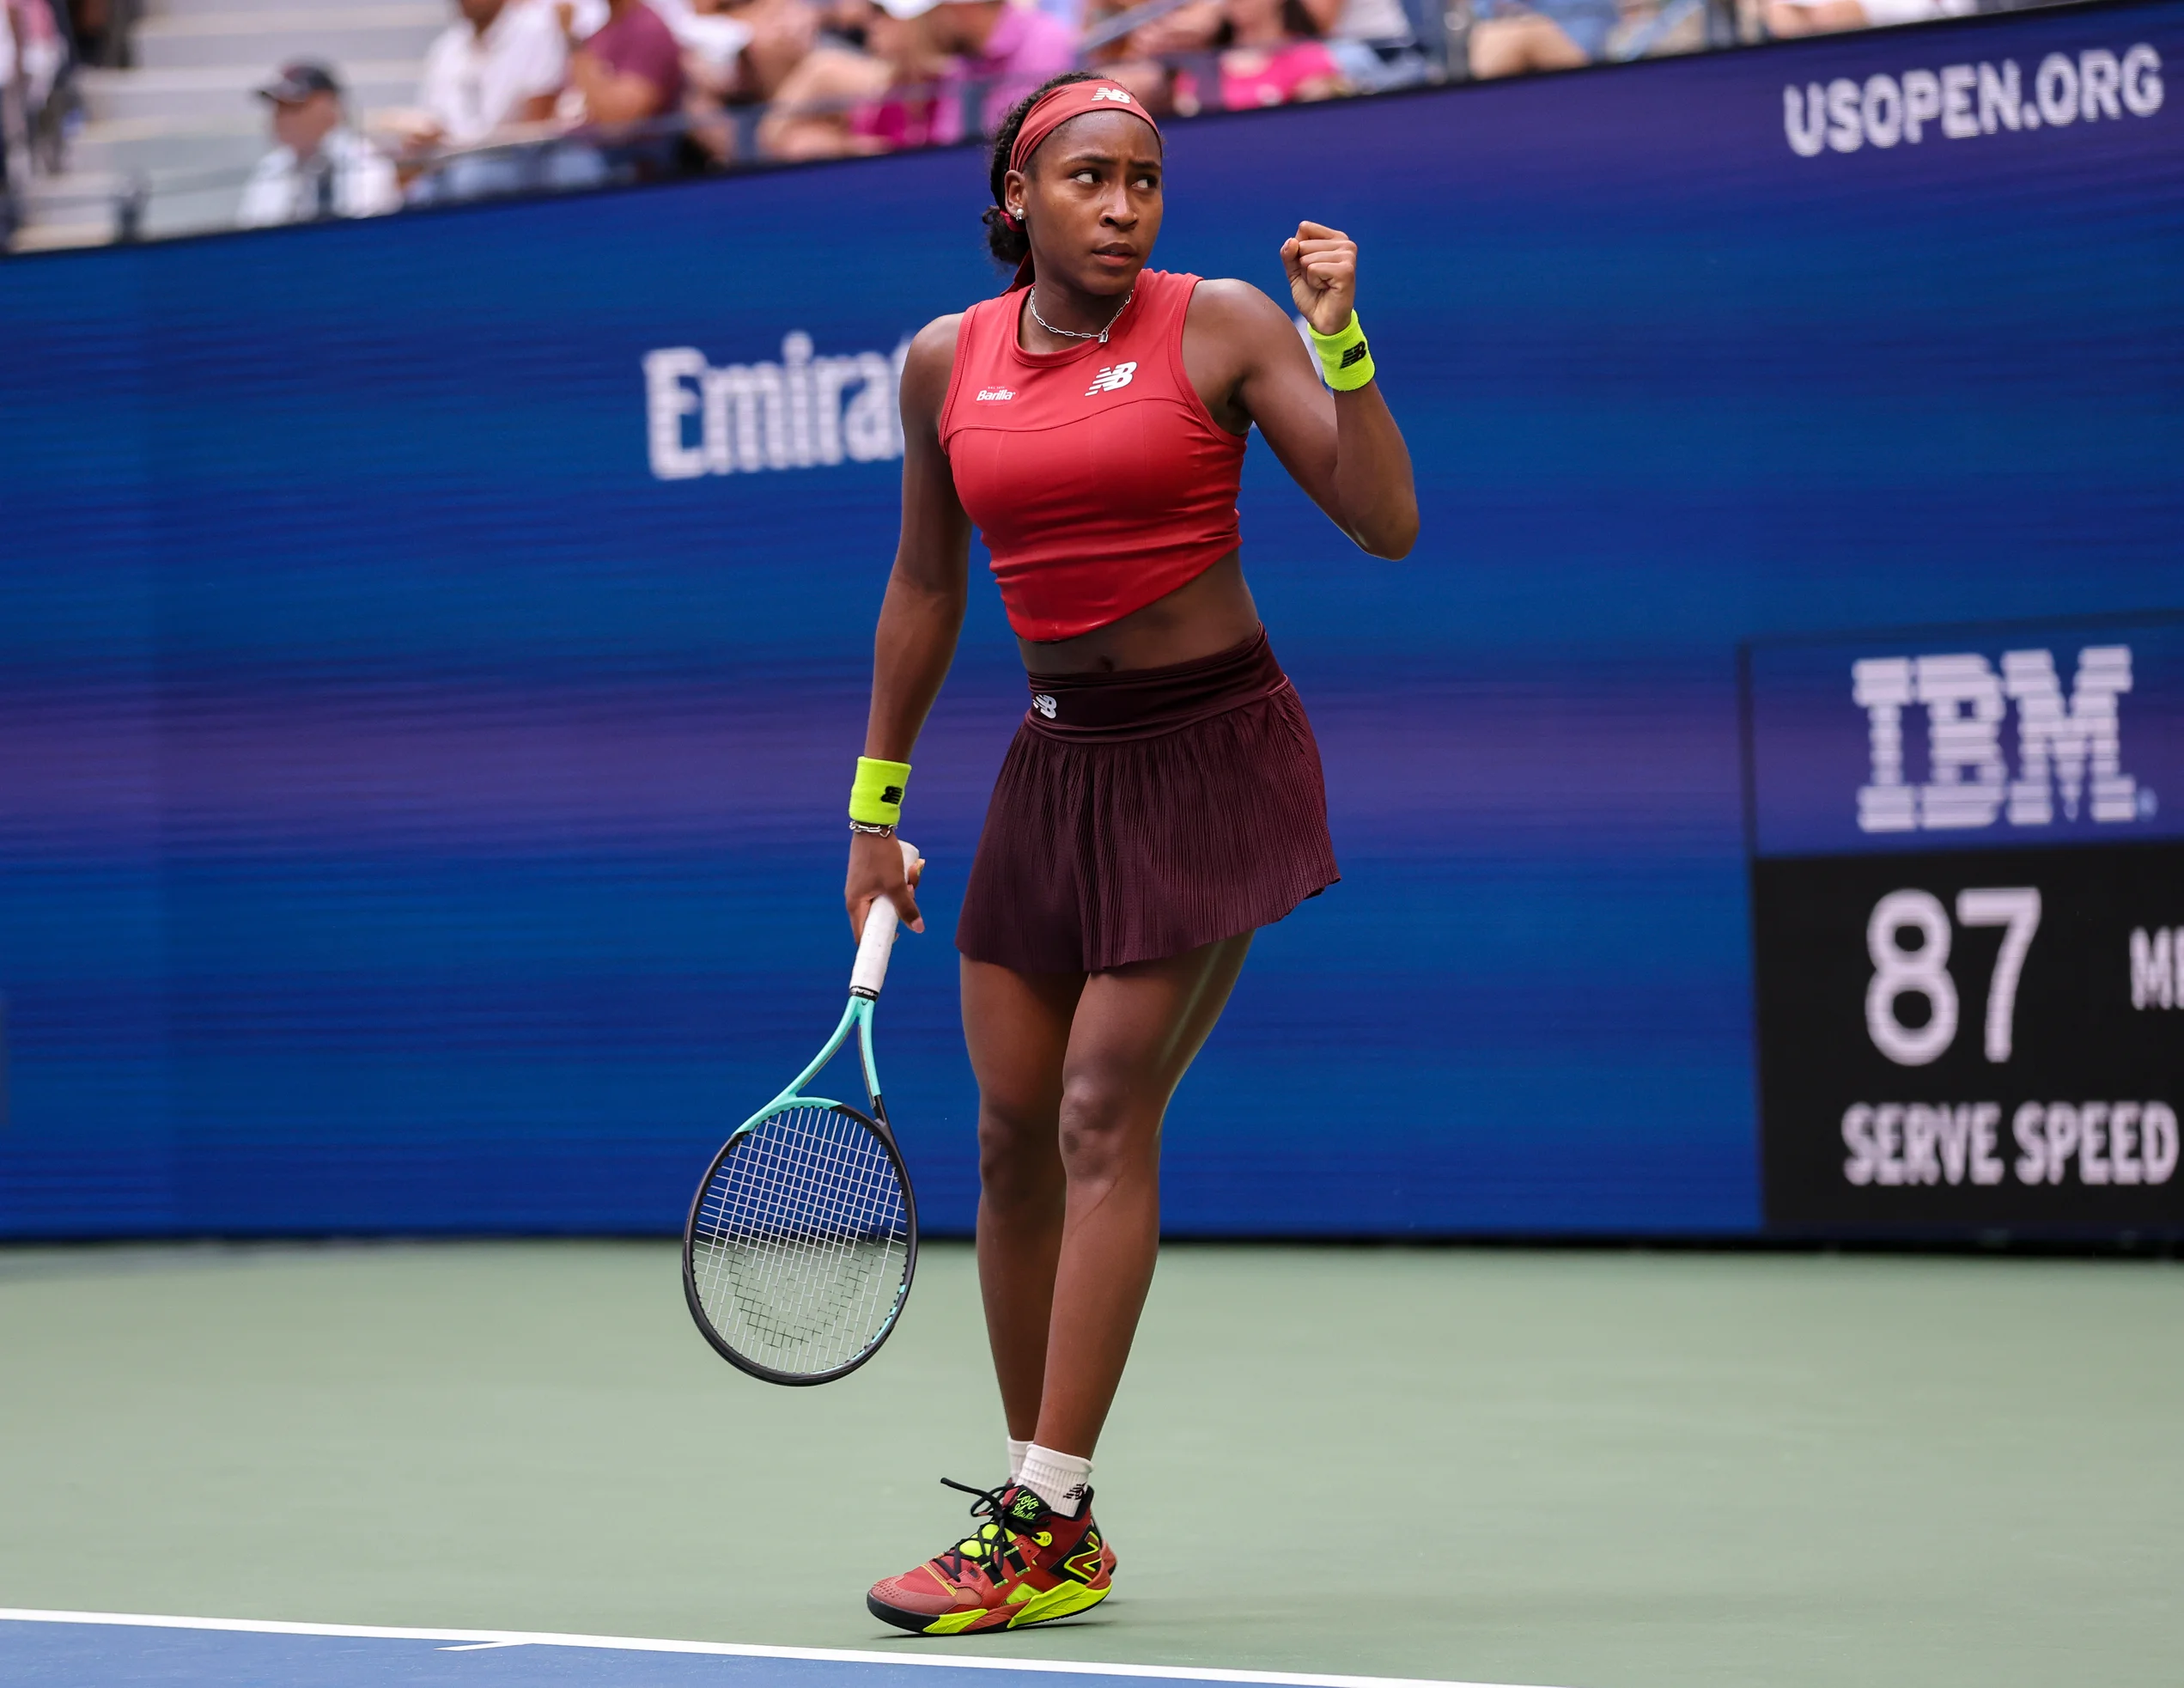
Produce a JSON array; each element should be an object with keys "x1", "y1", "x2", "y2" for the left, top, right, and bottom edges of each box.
[{"x1": 1866, "y1": 887, "x2": 2041, "y2": 1067}]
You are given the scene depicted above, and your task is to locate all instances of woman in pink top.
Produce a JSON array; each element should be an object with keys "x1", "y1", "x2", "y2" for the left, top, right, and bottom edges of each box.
[
  {"x1": 757, "y1": 0, "x2": 949, "y2": 158},
  {"x1": 1215, "y1": 0, "x2": 1348, "y2": 105},
  {"x1": 1107, "y1": 0, "x2": 1348, "y2": 115}
]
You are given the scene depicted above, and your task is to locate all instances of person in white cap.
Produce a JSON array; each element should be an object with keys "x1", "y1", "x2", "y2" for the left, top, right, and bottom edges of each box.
[{"x1": 237, "y1": 61, "x2": 401, "y2": 228}]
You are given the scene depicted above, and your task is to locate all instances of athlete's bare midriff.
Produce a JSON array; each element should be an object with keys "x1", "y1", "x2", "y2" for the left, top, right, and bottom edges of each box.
[
  {"x1": 1014, "y1": 551, "x2": 1260, "y2": 675},
  {"x1": 1004, "y1": 275, "x2": 1283, "y2": 676}
]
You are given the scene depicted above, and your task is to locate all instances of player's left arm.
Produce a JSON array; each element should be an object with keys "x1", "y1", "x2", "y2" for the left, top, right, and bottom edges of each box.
[{"x1": 1198, "y1": 223, "x2": 1418, "y2": 559}]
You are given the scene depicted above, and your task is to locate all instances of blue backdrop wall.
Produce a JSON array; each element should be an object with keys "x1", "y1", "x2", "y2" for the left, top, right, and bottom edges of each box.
[{"x1": 1, "y1": 0, "x2": 2178, "y2": 1237}]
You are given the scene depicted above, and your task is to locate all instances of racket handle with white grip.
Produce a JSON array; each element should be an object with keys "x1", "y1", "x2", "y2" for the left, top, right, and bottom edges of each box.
[{"x1": 849, "y1": 838, "x2": 922, "y2": 998}]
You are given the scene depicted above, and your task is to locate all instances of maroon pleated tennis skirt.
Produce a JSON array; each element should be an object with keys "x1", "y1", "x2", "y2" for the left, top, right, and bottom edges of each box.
[{"x1": 956, "y1": 627, "x2": 1339, "y2": 974}]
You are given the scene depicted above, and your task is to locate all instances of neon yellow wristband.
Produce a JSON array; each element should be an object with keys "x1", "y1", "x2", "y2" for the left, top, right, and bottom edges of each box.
[
  {"x1": 1307, "y1": 310, "x2": 1375, "y2": 393},
  {"x1": 849, "y1": 756, "x2": 911, "y2": 826}
]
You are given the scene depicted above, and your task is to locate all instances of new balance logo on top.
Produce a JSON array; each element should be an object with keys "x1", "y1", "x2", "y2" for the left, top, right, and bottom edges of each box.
[
  {"x1": 1086, "y1": 362, "x2": 1138, "y2": 395},
  {"x1": 1852, "y1": 645, "x2": 2147, "y2": 832},
  {"x1": 1092, "y1": 86, "x2": 1135, "y2": 104},
  {"x1": 976, "y1": 387, "x2": 1015, "y2": 402}
]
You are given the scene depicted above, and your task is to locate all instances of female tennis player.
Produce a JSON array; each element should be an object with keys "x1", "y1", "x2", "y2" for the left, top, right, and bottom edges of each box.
[{"x1": 846, "y1": 70, "x2": 1416, "y2": 1634}]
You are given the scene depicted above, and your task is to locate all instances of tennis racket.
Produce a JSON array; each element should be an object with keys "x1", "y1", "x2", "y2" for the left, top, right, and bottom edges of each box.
[{"x1": 682, "y1": 838, "x2": 922, "y2": 1386}]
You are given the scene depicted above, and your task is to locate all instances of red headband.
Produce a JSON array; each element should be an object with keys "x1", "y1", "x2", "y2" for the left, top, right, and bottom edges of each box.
[{"x1": 1001, "y1": 80, "x2": 1161, "y2": 231}]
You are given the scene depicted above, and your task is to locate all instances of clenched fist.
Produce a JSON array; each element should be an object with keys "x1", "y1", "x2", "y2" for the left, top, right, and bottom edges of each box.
[{"x1": 1281, "y1": 221, "x2": 1359, "y2": 337}]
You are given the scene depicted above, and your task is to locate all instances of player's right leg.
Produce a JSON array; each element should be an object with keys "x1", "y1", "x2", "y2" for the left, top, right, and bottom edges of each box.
[
  {"x1": 865, "y1": 938, "x2": 1250, "y2": 1632},
  {"x1": 1031, "y1": 932, "x2": 1253, "y2": 1459},
  {"x1": 963, "y1": 957, "x2": 1084, "y2": 1442},
  {"x1": 866, "y1": 959, "x2": 1102, "y2": 1636}
]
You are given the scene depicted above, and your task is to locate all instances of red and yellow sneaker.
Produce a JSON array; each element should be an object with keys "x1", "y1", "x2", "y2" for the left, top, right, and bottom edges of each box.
[{"x1": 867, "y1": 1478, "x2": 1113, "y2": 1636}]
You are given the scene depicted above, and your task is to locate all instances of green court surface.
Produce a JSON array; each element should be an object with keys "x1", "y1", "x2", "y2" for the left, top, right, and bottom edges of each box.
[{"x1": 3, "y1": 1240, "x2": 2178, "y2": 1688}]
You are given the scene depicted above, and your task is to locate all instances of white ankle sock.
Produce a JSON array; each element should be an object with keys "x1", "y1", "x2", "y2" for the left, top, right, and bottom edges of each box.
[
  {"x1": 1018, "y1": 1443, "x2": 1093, "y2": 1518},
  {"x1": 1007, "y1": 1437, "x2": 1031, "y2": 1482}
]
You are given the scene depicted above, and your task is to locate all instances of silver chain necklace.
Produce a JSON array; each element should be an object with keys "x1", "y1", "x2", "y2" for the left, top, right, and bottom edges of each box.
[{"x1": 1029, "y1": 285, "x2": 1133, "y2": 346}]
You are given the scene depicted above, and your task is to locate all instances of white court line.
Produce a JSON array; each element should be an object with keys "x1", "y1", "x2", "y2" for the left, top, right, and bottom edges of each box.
[{"x1": 0, "y1": 1609, "x2": 1567, "y2": 1688}]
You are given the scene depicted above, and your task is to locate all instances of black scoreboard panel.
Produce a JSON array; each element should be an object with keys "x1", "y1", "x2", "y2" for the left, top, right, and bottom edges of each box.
[{"x1": 1755, "y1": 840, "x2": 2184, "y2": 1236}]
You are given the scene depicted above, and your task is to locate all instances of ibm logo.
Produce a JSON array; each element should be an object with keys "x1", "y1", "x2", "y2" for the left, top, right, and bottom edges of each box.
[{"x1": 1852, "y1": 645, "x2": 2147, "y2": 832}]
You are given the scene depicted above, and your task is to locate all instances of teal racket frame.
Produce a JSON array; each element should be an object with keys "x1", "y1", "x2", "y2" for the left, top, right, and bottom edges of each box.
[{"x1": 680, "y1": 841, "x2": 922, "y2": 1386}]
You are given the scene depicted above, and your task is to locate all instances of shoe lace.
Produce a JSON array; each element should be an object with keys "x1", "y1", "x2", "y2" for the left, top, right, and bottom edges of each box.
[{"x1": 931, "y1": 1477, "x2": 1041, "y2": 1581}]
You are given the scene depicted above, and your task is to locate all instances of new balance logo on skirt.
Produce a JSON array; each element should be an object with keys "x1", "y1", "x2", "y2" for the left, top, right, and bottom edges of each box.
[
  {"x1": 1086, "y1": 362, "x2": 1138, "y2": 395},
  {"x1": 642, "y1": 332, "x2": 912, "y2": 478}
]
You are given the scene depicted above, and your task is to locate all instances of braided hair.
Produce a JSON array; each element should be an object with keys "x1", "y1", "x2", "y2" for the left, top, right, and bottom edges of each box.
[{"x1": 981, "y1": 69, "x2": 1105, "y2": 270}]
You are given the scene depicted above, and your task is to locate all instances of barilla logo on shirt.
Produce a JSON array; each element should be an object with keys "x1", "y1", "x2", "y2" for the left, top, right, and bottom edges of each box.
[
  {"x1": 976, "y1": 387, "x2": 1016, "y2": 402},
  {"x1": 1086, "y1": 362, "x2": 1138, "y2": 396}
]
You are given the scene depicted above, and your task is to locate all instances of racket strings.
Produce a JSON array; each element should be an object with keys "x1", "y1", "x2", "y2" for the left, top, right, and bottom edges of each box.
[{"x1": 689, "y1": 1105, "x2": 910, "y2": 1376}]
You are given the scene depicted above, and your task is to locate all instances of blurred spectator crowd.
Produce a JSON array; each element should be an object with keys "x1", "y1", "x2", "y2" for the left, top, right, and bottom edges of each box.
[
  {"x1": 0, "y1": 0, "x2": 2054, "y2": 240},
  {"x1": 368, "y1": 0, "x2": 1449, "y2": 198},
  {"x1": 246, "y1": 0, "x2": 2002, "y2": 224}
]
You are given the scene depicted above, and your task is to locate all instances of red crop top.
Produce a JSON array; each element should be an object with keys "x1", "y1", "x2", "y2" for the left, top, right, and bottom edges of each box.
[{"x1": 940, "y1": 269, "x2": 1248, "y2": 643}]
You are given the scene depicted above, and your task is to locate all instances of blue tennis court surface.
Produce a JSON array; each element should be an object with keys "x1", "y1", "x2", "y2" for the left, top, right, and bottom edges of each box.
[{"x1": 0, "y1": 1613, "x2": 1547, "y2": 1688}]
